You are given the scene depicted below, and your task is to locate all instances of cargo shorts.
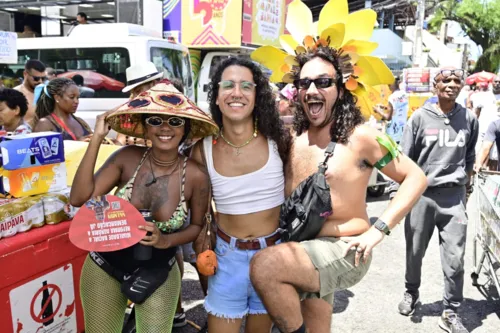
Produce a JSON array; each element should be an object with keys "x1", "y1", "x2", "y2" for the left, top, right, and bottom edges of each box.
[{"x1": 299, "y1": 237, "x2": 372, "y2": 304}]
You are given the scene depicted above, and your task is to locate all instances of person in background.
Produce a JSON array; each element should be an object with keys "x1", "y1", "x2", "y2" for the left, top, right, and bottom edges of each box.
[
  {"x1": 77, "y1": 12, "x2": 88, "y2": 24},
  {"x1": 374, "y1": 76, "x2": 409, "y2": 144},
  {"x1": 278, "y1": 84, "x2": 296, "y2": 128},
  {"x1": 456, "y1": 85, "x2": 470, "y2": 109},
  {"x1": 0, "y1": 88, "x2": 32, "y2": 135},
  {"x1": 115, "y1": 62, "x2": 164, "y2": 146},
  {"x1": 397, "y1": 68, "x2": 478, "y2": 333},
  {"x1": 33, "y1": 78, "x2": 92, "y2": 140},
  {"x1": 17, "y1": 24, "x2": 39, "y2": 38},
  {"x1": 474, "y1": 75, "x2": 500, "y2": 171},
  {"x1": 14, "y1": 59, "x2": 46, "y2": 127},
  {"x1": 34, "y1": 67, "x2": 57, "y2": 105},
  {"x1": 469, "y1": 81, "x2": 492, "y2": 118},
  {"x1": 72, "y1": 74, "x2": 95, "y2": 98}
]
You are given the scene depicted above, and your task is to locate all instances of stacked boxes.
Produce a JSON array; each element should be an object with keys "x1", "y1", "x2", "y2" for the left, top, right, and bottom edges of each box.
[
  {"x1": 0, "y1": 132, "x2": 77, "y2": 240},
  {"x1": 0, "y1": 132, "x2": 66, "y2": 197}
]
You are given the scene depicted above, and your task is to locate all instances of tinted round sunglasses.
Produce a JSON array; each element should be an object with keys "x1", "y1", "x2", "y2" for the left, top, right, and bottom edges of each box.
[{"x1": 145, "y1": 116, "x2": 185, "y2": 128}]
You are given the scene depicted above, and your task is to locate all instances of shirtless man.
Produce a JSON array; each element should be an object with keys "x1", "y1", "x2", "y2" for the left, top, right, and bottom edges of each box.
[{"x1": 249, "y1": 48, "x2": 428, "y2": 332}]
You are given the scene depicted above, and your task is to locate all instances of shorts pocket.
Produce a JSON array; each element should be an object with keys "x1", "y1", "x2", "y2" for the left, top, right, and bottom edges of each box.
[
  {"x1": 214, "y1": 237, "x2": 231, "y2": 257},
  {"x1": 336, "y1": 254, "x2": 371, "y2": 290}
]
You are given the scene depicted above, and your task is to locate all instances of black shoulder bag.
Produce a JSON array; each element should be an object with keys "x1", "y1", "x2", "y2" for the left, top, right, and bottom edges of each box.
[{"x1": 280, "y1": 142, "x2": 336, "y2": 242}]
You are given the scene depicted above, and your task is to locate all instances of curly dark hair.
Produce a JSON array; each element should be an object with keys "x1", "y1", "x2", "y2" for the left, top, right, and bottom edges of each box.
[
  {"x1": 0, "y1": 88, "x2": 28, "y2": 117},
  {"x1": 292, "y1": 47, "x2": 364, "y2": 144},
  {"x1": 208, "y1": 57, "x2": 291, "y2": 165}
]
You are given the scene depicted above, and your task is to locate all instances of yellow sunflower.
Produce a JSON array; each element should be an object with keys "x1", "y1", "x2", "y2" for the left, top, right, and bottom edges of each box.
[{"x1": 251, "y1": 0, "x2": 395, "y2": 119}]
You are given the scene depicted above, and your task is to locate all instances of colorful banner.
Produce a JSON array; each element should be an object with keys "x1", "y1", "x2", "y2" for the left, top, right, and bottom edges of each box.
[
  {"x1": 181, "y1": 0, "x2": 243, "y2": 48},
  {"x1": 189, "y1": 49, "x2": 202, "y2": 79},
  {"x1": 242, "y1": 0, "x2": 291, "y2": 47},
  {"x1": 163, "y1": 0, "x2": 182, "y2": 41},
  {"x1": 408, "y1": 92, "x2": 433, "y2": 118}
]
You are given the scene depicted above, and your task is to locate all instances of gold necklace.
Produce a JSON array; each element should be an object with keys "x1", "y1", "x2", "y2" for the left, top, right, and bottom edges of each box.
[
  {"x1": 150, "y1": 152, "x2": 179, "y2": 167},
  {"x1": 219, "y1": 121, "x2": 258, "y2": 156}
]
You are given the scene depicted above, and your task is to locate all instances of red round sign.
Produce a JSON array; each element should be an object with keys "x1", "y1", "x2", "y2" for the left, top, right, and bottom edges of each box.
[{"x1": 69, "y1": 195, "x2": 147, "y2": 252}]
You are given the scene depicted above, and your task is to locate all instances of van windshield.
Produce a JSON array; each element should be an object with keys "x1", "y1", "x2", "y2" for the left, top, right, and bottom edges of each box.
[
  {"x1": 0, "y1": 47, "x2": 131, "y2": 98},
  {"x1": 150, "y1": 47, "x2": 194, "y2": 99}
]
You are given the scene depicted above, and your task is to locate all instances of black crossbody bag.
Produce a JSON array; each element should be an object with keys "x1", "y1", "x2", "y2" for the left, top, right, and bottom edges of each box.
[
  {"x1": 89, "y1": 248, "x2": 177, "y2": 304},
  {"x1": 280, "y1": 142, "x2": 336, "y2": 242}
]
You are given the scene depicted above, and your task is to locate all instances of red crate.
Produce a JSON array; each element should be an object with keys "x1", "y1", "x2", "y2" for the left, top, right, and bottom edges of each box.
[{"x1": 0, "y1": 221, "x2": 87, "y2": 333}]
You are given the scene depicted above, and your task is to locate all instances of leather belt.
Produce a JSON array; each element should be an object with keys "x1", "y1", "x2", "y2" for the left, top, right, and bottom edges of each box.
[
  {"x1": 216, "y1": 228, "x2": 281, "y2": 250},
  {"x1": 435, "y1": 183, "x2": 459, "y2": 188}
]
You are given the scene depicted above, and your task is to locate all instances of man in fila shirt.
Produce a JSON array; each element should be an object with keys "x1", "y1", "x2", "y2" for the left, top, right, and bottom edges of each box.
[{"x1": 397, "y1": 67, "x2": 478, "y2": 333}]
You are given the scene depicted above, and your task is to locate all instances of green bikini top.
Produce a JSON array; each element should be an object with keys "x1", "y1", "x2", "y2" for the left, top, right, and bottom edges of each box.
[{"x1": 115, "y1": 149, "x2": 188, "y2": 233}]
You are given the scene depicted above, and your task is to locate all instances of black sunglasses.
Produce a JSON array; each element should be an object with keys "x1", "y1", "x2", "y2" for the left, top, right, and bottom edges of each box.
[
  {"x1": 294, "y1": 78, "x2": 336, "y2": 90},
  {"x1": 31, "y1": 75, "x2": 47, "y2": 82},
  {"x1": 145, "y1": 116, "x2": 185, "y2": 128}
]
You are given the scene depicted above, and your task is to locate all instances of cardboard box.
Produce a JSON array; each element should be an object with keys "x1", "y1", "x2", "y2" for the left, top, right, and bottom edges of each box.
[
  {"x1": 1, "y1": 163, "x2": 67, "y2": 197},
  {"x1": 0, "y1": 132, "x2": 64, "y2": 170}
]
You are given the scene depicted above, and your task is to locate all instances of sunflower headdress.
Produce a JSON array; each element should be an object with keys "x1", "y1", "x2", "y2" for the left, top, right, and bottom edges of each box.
[{"x1": 251, "y1": 0, "x2": 394, "y2": 118}]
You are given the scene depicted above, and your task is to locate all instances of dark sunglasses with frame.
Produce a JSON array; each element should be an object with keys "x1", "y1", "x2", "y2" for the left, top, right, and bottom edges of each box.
[
  {"x1": 29, "y1": 73, "x2": 47, "y2": 82},
  {"x1": 294, "y1": 77, "x2": 338, "y2": 90},
  {"x1": 145, "y1": 116, "x2": 185, "y2": 128}
]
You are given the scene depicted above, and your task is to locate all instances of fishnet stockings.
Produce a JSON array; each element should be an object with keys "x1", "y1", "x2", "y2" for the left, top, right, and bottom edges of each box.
[{"x1": 80, "y1": 255, "x2": 181, "y2": 333}]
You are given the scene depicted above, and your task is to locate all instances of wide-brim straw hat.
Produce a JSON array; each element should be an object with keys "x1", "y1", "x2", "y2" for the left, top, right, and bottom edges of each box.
[{"x1": 107, "y1": 79, "x2": 219, "y2": 139}]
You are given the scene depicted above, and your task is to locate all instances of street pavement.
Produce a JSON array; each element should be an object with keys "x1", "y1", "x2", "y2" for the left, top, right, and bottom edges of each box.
[{"x1": 174, "y1": 191, "x2": 500, "y2": 332}]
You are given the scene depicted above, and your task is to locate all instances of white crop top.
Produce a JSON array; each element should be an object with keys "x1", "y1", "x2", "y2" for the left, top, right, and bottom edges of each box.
[{"x1": 203, "y1": 136, "x2": 285, "y2": 215}]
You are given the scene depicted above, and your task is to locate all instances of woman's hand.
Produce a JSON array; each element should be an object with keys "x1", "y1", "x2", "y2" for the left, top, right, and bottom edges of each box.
[
  {"x1": 139, "y1": 222, "x2": 171, "y2": 249},
  {"x1": 93, "y1": 110, "x2": 114, "y2": 140}
]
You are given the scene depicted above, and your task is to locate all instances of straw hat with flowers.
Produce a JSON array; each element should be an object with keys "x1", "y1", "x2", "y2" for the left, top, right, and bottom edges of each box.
[{"x1": 107, "y1": 79, "x2": 219, "y2": 139}]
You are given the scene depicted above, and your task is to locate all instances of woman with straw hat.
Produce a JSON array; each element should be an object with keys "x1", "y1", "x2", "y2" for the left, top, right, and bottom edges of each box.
[
  {"x1": 116, "y1": 61, "x2": 164, "y2": 146},
  {"x1": 69, "y1": 79, "x2": 218, "y2": 333}
]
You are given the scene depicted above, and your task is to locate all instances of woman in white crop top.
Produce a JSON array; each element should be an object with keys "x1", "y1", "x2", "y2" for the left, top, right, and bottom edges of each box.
[{"x1": 192, "y1": 57, "x2": 292, "y2": 333}]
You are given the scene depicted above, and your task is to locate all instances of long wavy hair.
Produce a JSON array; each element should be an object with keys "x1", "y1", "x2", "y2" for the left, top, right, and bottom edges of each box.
[
  {"x1": 293, "y1": 48, "x2": 364, "y2": 144},
  {"x1": 208, "y1": 57, "x2": 291, "y2": 165}
]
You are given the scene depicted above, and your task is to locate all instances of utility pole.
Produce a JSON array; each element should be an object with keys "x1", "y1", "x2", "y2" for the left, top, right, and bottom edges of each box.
[{"x1": 413, "y1": 0, "x2": 426, "y2": 67}]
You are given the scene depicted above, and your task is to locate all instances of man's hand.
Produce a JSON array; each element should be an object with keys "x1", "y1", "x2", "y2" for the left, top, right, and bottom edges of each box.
[
  {"x1": 473, "y1": 163, "x2": 482, "y2": 173},
  {"x1": 340, "y1": 227, "x2": 385, "y2": 267}
]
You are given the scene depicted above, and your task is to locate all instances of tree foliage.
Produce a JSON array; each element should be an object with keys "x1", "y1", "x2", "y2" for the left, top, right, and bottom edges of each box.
[{"x1": 428, "y1": 0, "x2": 500, "y2": 73}]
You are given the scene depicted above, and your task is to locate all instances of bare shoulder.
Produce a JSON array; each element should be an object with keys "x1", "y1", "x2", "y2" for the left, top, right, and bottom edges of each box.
[
  {"x1": 349, "y1": 125, "x2": 382, "y2": 148},
  {"x1": 348, "y1": 124, "x2": 389, "y2": 164},
  {"x1": 34, "y1": 118, "x2": 56, "y2": 132},
  {"x1": 110, "y1": 145, "x2": 147, "y2": 166},
  {"x1": 76, "y1": 117, "x2": 92, "y2": 131},
  {"x1": 190, "y1": 139, "x2": 206, "y2": 165},
  {"x1": 186, "y1": 158, "x2": 208, "y2": 181}
]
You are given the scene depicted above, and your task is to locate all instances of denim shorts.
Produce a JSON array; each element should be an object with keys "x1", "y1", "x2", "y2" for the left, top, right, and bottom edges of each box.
[{"x1": 204, "y1": 230, "x2": 280, "y2": 318}]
